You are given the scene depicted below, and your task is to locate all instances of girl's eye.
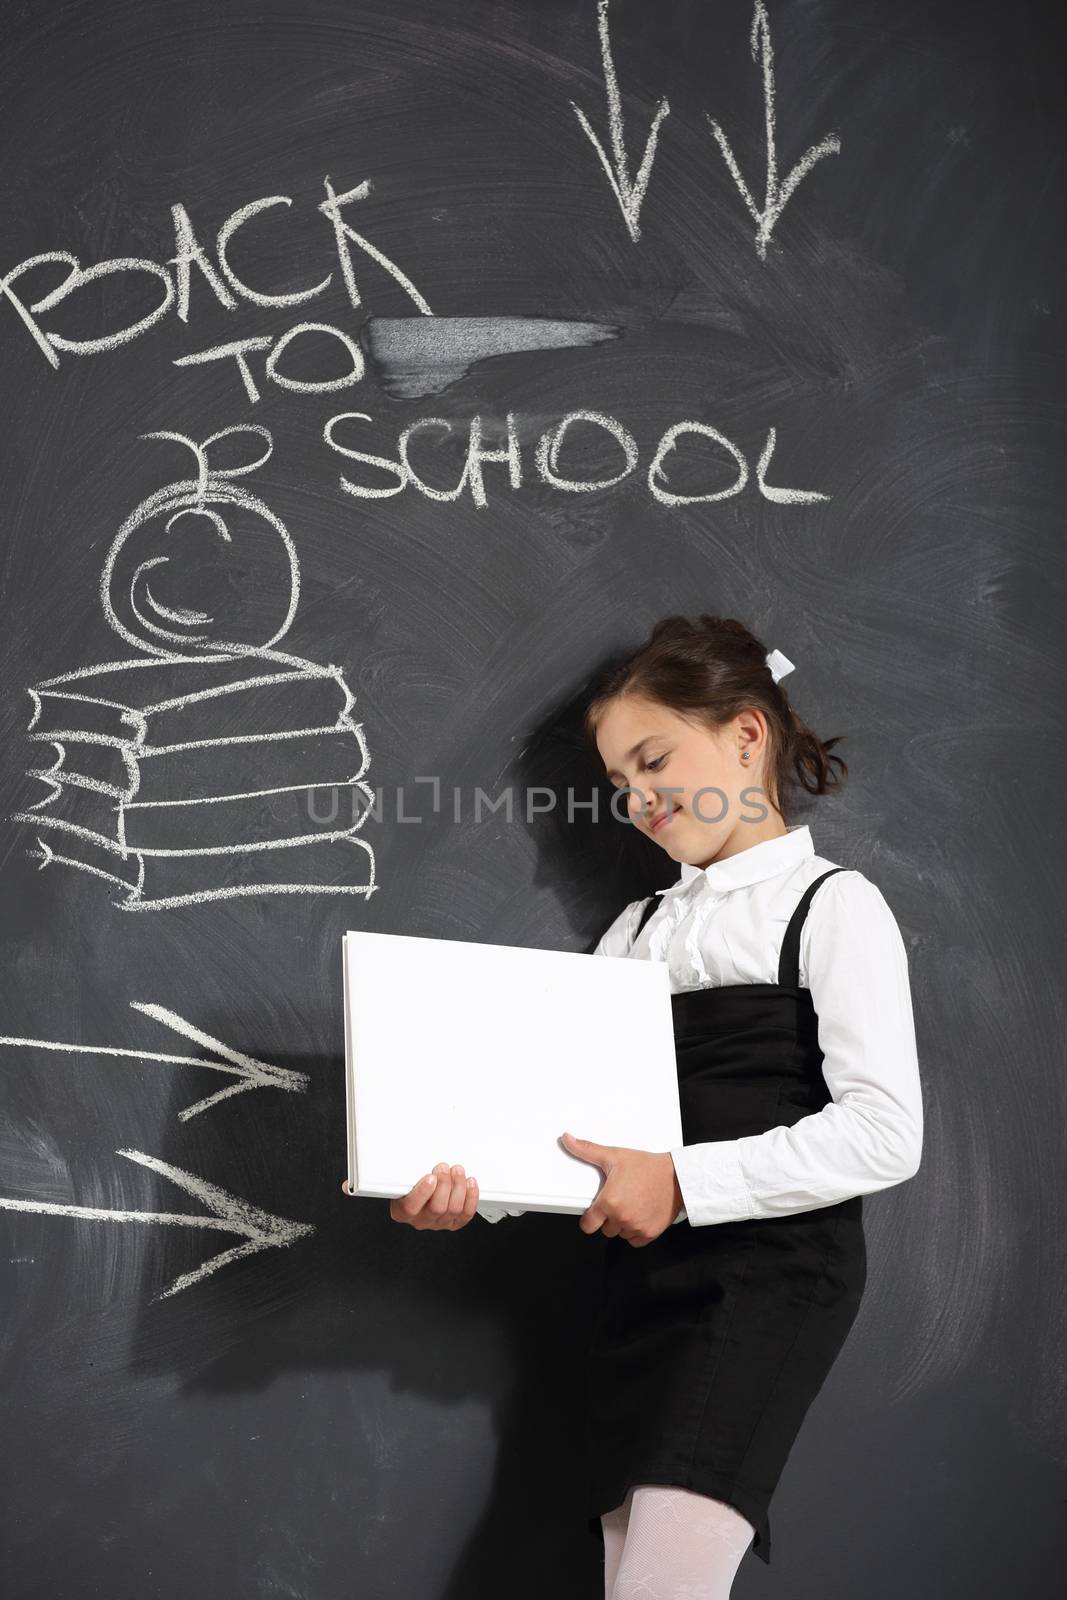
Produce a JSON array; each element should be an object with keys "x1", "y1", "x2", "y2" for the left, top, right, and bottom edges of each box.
[{"x1": 610, "y1": 753, "x2": 668, "y2": 789}]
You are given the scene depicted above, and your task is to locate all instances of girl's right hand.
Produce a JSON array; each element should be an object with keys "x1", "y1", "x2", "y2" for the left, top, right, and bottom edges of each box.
[
  {"x1": 393, "y1": 1162, "x2": 481, "y2": 1229},
  {"x1": 341, "y1": 1163, "x2": 480, "y2": 1229}
]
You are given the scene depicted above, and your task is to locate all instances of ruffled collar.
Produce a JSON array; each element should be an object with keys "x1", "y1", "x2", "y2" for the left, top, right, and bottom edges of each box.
[{"x1": 655, "y1": 823, "x2": 815, "y2": 898}]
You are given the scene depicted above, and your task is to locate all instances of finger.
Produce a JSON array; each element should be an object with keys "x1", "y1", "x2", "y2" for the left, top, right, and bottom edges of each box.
[
  {"x1": 597, "y1": 1205, "x2": 631, "y2": 1240},
  {"x1": 562, "y1": 1133, "x2": 612, "y2": 1169},
  {"x1": 428, "y1": 1162, "x2": 454, "y2": 1217},
  {"x1": 401, "y1": 1171, "x2": 440, "y2": 1218},
  {"x1": 446, "y1": 1164, "x2": 467, "y2": 1214},
  {"x1": 462, "y1": 1175, "x2": 478, "y2": 1219}
]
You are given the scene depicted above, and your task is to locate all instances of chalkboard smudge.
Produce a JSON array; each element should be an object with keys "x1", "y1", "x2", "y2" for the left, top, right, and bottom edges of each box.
[{"x1": 362, "y1": 314, "x2": 622, "y2": 399}]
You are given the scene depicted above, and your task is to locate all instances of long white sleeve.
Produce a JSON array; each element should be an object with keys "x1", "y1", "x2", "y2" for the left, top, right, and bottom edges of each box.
[{"x1": 669, "y1": 872, "x2": 924, "y2": 1227}]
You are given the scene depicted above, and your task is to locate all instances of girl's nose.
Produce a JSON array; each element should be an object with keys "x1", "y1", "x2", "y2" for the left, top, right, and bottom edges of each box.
[{"x1": 629, "y1": 787, "x2": 658, "y2": 822}]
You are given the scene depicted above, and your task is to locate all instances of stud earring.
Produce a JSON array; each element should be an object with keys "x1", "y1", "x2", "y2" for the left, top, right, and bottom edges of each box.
[{"x1": 741, "y1": 751, "x2": 750, "y2": 762}]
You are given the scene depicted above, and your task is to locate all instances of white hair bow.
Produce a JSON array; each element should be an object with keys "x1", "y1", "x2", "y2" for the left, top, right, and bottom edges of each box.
[{"x1": 765, "y1": 648, "x2": 795, "y2": 683}]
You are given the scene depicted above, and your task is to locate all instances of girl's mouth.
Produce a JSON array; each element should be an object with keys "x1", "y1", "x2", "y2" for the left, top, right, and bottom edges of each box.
[{"x1": 650, "y1": 806, "x2": 679, "y2": 834}]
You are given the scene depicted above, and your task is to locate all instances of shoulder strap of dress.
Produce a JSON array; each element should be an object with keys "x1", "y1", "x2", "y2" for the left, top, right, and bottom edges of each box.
[
  {"x1": 632, "y1": 894, "x2": 659, "y2": 945},
  {"x1": 777, "y1": 866, "x2": 850, "y2": 988}
]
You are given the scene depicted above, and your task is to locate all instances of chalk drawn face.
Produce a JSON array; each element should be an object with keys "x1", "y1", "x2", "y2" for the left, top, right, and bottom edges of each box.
[{"x1": 101, "y1": 425, "x2": 299, "y2": 656}]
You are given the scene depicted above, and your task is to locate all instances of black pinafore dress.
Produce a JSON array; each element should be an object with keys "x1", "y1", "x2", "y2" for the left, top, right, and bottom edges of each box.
[{"x1": 584, "y1": 868, "x2": 867, "y2": 1566}]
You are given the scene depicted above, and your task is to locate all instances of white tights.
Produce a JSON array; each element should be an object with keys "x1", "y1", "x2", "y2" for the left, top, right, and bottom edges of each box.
[{"x1": 600, "y1": 1483, "x2": 755, "y2": 1599}]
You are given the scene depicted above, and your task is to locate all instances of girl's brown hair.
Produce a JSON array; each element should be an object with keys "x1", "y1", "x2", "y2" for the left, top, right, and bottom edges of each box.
[{"x1": 583, "y1": 614, "x2": 847, "y2": 814}]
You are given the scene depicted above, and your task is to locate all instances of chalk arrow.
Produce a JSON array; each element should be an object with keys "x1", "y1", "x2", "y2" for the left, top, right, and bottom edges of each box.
[
  {"x1": 571, "y1": 0, "x2": 670, "y2": 242},
  {"x1": 0, "y1": 1149, "x2": 314, "y2": 1300},
  {"x1": 707, "y1": 0, "x2": 841, "y2": 260},
  {"x1": 0, "y1": 1000, "x2": 309, "y2": 1121}
]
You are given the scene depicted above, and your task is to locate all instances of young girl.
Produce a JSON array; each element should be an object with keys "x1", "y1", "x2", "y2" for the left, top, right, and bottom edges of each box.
[{"x1": 372, "y1": 613, "x2": 923, "y2": 1599}]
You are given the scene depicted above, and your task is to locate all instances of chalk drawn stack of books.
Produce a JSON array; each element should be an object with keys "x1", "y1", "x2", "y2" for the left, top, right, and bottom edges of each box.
[{"x1": 13, "y1": 425, "x2": 375, "y2": 912}]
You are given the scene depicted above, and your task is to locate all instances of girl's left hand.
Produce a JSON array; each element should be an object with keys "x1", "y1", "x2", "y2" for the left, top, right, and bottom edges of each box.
[{"x1": 559, "y1": 1131, "x2": 683, "y2": 1245}]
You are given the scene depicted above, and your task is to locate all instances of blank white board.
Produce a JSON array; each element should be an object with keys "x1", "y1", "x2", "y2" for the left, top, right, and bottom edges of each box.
[{"x1": 342, "y1": 928, "x2": 681, "y2": 1215}]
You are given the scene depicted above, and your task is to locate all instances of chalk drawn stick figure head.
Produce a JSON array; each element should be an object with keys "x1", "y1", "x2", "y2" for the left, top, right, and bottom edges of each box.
[{"x1": 101, "y1": 424, "x2": 300, "y2": 656}]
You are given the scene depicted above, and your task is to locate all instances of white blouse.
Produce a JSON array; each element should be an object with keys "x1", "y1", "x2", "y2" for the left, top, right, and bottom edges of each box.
[{"x1": 478, "y1": 824, "x2": 923, "y2": 1227}]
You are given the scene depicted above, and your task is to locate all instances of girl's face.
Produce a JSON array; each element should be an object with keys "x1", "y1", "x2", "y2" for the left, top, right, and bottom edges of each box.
[{"x1": 595, "y1": 692, "x2": 774, "y2": 867}]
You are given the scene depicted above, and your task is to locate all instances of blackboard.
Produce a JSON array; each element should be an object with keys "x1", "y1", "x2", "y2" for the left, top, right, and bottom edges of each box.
[{"x1": 1, "y1": 2, "x2": 1064, "y2": 1596}]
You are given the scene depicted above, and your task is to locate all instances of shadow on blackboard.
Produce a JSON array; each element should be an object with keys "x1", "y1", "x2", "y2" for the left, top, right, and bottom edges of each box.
[
  {"x1": 111, "y1": 669, "x2": 683, "y2": 1598},
  {"x1": 120, "y1": 1050, "x2": 621, "y2": 1595}
]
